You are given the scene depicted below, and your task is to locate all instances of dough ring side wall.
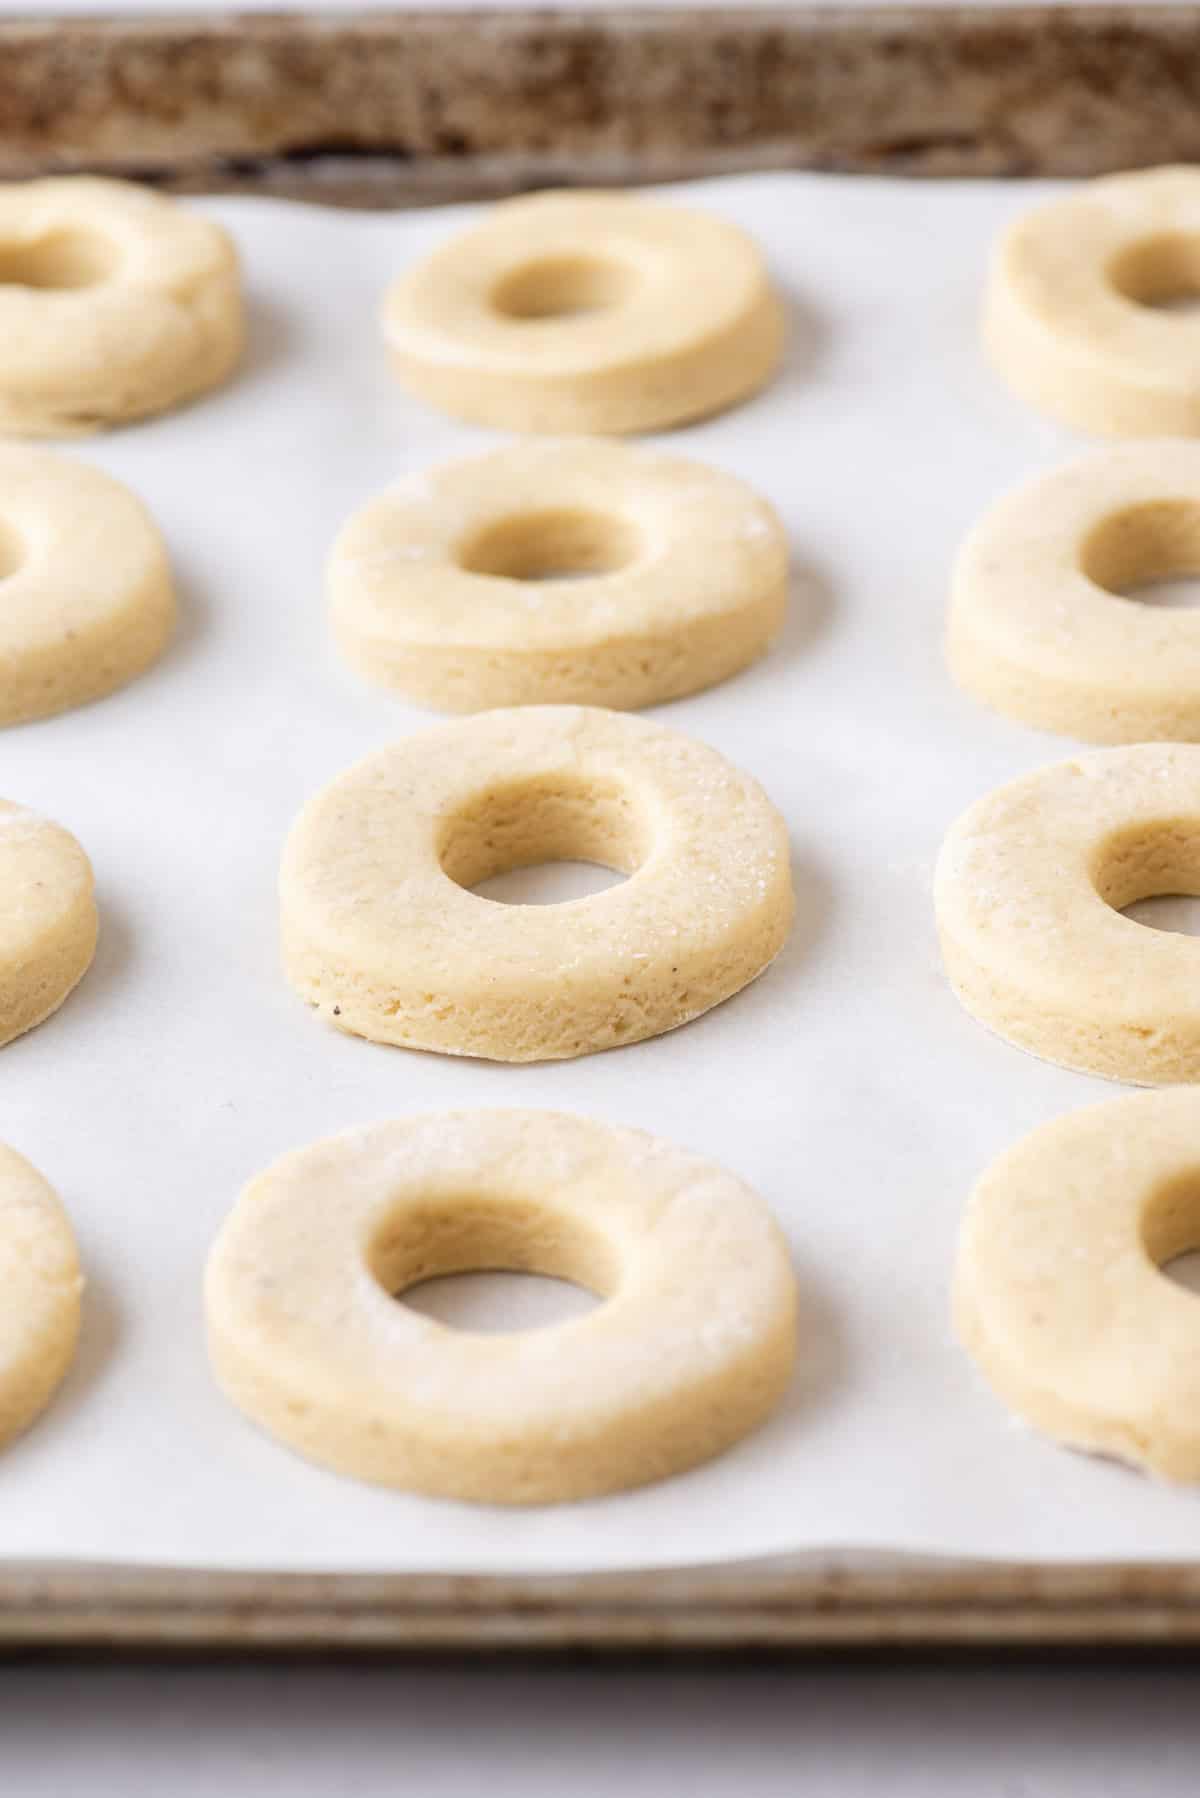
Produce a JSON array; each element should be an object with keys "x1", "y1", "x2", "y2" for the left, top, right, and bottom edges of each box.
[
  {"x1": 0, "y1": 802, "x2": 97, "y2": 1049},
  {"x1": 0, "y1": 445, "x2": 175, "y2": 726},
  {"x1": 956, "y1": 1089, "x2": 1200, "y2": 1481},
  {"x1": 329, "y1": 439, "x2": 788, "y2": 713},
  {"x1": 280, "y1": 705, "x2": 794, "y2": 1063},
  {"x1": 935, "y1": 744, "x2": 1200, "y2": 1084},
  {"x1": 204, "y1": 1110, "x2": 799, "y2": 1504},
  {"x1": 0, "y1": 176, "x2": 243, "y2": 436},
  {"x1": 0, "y1": 1143, "x2": 83, "y2": 1449},
  {"x1": 383, "y1": 190, "x2": 785, "y2": 436},
  {"x1": 948, "y1": 441, "x2": 1200, "y2": 744}
]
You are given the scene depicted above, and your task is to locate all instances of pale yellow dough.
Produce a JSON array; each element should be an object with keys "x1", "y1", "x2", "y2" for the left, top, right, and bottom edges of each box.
[
  {"x1": 0, "y1": 1143, "x2": 83, "y2": 1449},
  {"x1": 280, "y1": 705, "x2": 793, "y2": 1062},
  {"x1": 0, "y1": 446, "x2": 174, "y2": 725},
  {"x1": 382, "y1": 189, "x2": 785, "y2": 434},
  {"x1": 0, "y1": 176, "x2": 243, "y2": 435},
  {"x1": 985, "y1": 166, "x2": 1200, "y2": 436},
  {"x1": 329, "y1": 439, "x2": 788, "y2": 712},
  {"x1": 935, "y1": 743, "x2": 1200, "y2": 1084},
  {"x1": 948, "y1": 441, "x2": 1200, "y2": 743},
  {"x1": 205, "y1": 1109, "x2": 799, "y2": 1503},
  {"x1": 956, "y1": 1089, "x2": 1200, "y2": 1482},
  {"x1": 0, "y1": 802, "x2": 97, "y2": 1048}
]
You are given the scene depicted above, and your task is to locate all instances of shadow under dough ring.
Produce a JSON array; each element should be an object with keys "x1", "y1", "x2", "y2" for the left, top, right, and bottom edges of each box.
[
  {"x1": 0, "y1": 175, "x2": 243, "y2": 435},
  {"x1": 0, "y1": 1143, "x2": 83, "y2": 1449},
  {"x1": 935, "y1": 743, "x2": 1200, "y2": 1084},
  {"x1": 280, "y1": 705, "x2": 793, "y2": 1062},
  {"x1": 956, "y1": 1089, "x2": 1200, "y2": 1481},
  {"x1": 0, "y1": 446, "x2": 174, "y2": 724},
  {"x1": 948, "y1": 441, "x2": 1200, "y2": 744},
  {"x1": 0, "y1": 802, "x2": 96, "y2": 1048},
  {"x1": 383, "y1": 189, "x2": 785, "y2": 434},
  {"x1": 329, "y1": 439, "x2": 788, "y2": 711},
  {"x1": 985, "y1": 165, "x2": 1200, "y2": 435},
  {"x1": 205, "y1": 1110, "x2": 799, "y2": 1502}
]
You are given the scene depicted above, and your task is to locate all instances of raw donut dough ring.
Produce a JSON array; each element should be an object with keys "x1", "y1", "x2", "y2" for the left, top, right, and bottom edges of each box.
[
  {"x1": 329, "y1": 439, "x2": 788, "y2": 712},
  {"x1": 205, "y1": 1109, "x2": 799, "y2": 1503},
  {"x1": 0, "y1": 176, "x2": 242, "y2": 436},
  {"x1": 383, "y1": 189, "x2": 785, "y2": 435},
  {"x1": 956, "y1": 1088, "x2": 1200, "y2": 1482},
  {"x1": 948, "y1": 442, "x2": 1200, "y2": 744},
  {"x1": 280, "y1": 705, "x2": 793, "y2": 1062},
  {"x1": 985, "y1": 166, "x2": 1200, "y2": 436},
  {"x1": 0, "y1": 446, "x2": 174, "y2": 725},
  {"x1": 934, "y1": 743, "x2": 1200, "y2": 1084},
  {"x1": 0, "y1": 1143, "x2": 83, "y2": 1449},
  {"x1": 0, "y1": 802, "x2": 96, "y2": 1048}
]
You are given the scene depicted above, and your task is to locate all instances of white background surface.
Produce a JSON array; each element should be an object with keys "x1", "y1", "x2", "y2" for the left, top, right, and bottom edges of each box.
[
  {"x1": 22, "y1": 0, "x2": 1200, "y2": 11},
  {"x1": 4, "y1": 1654, "x2": 1200, "y2": 1795},
  {"x1": 10, "y1": 171, "x2": 1200, "y2": 1576},
  {"x1": 8, "y1": 53, "x2": 1200, "y2": 1787}
]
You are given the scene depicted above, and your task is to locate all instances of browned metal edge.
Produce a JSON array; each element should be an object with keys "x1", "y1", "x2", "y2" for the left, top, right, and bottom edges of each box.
[
  {"x1": 3, "y1": 1557, "x2": 1200, "y2": 1652},
  {"x1": 6, "y1": 7, "x2": 1200, "y2": 204}
]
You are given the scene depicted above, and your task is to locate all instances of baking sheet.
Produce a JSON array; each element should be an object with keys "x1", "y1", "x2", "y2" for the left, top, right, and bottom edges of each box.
[{"x1": 5, "y1": 171, "x2": 1200, "y2": 1575}]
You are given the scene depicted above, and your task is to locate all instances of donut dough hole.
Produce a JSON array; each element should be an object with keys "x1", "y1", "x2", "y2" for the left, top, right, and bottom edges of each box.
[
  {"x1": 329, "y1": 440, "x2": 788, "y2": 711},
  {"x1": 934, "y1": 743, "x2": 1200, "y2": 1084},
  {"x1": 490, "y1": 253, "x2": 636, "y2": 320},
  {"x1": 0, "y1": 446, "x2": 175, "y2": 725},
  {"x1": 382, "y1": 189, "x2": 785, "y2": 434},
  {"x1": 280, "y1": 705, "x2": 793, "y2": 1062},
  {"x1": 984, "y1": 166, "x2": 1200, "y2": 436},
  {"x1": 205, "y1": 1110, "x2": 799, "y2": 1503},
  {"x1": 458, "y1": 507, "x2": 640, "y2": 580},
  {"x1": 956, "y1": 1088, "x2": 1200, "y2": 1481},
  {"x1": 0, "y1": 1143, "x2": 83, "y2": 1449},
  {"x1": 0, "y1": 227, "x2": 119, "y2": 291},
  {"x1": 0, "y1": 802, "x2": 97, "y2": 1048},
  {"x1": 0, "y1": 176, "x2": 243, "y2": 435}
]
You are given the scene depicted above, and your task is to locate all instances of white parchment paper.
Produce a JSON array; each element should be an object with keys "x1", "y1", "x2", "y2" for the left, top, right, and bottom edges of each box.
[{"x1": 4, "y1": 172, "x2": 1199, "y2": 1573}]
